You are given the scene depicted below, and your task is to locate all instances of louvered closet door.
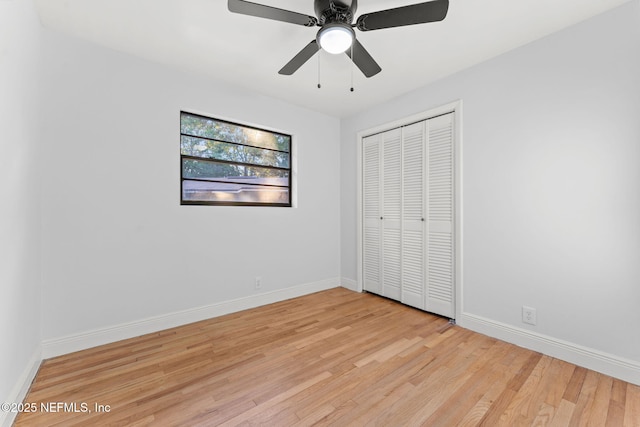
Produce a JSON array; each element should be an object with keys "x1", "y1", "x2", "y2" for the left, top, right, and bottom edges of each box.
[
  {"x1": 401, "y1": 122, "x2": 426, "y2": 310},
  {"x1": 426, "y1": 113, "x2": 455, "y2": 318},
  {"x1": 381, "y1": 128, "x2": 402, "y2": 301},
  {"x1": 362, "y1": 134, "x2": 382, "y2": 295}
]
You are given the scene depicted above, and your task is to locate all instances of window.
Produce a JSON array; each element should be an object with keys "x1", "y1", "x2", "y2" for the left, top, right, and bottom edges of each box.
[{"x1": 180, "y1": 112, "x2": 292, "y2": 207}]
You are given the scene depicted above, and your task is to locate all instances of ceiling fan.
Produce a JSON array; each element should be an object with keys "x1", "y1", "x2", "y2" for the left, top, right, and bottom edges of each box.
[{"x1": 228, "y1": 0, "x2": 449, "y2": 78}]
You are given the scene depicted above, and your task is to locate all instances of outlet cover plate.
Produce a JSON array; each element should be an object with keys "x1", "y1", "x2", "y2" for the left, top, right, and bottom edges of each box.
[{"x1": 522, "y1": 306, "x2": 537, "y2": 326}]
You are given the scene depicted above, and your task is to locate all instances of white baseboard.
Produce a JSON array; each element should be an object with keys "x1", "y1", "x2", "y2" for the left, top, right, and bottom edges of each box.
[
  {"x1": 1, "y1": 346, "x2": 41, "y2": 427},
  {"x1": 458, "y1": 312, "x2": 640, "y2": 386},
  {"x1": 340, "y1": 277, "x2": 358, "y2": 292},
  {"x1": 42, "y1": 278, "x2": 340, "y2": 359}
]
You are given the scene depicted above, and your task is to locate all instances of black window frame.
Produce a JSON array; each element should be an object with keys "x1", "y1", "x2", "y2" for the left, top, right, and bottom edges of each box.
[{"x1": 180, "y1": 111, "x2": 292, "y2": 207}]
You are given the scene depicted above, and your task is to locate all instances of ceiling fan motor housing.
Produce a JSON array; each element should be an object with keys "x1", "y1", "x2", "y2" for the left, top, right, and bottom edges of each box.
[{"x1": 315, "y1": 0, "x2": 357, "y2": 25}]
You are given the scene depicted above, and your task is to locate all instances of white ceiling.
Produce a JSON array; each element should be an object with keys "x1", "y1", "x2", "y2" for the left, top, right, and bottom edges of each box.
[{"x1": 34, "y1": 0, "x2": 630, "y2": 118}]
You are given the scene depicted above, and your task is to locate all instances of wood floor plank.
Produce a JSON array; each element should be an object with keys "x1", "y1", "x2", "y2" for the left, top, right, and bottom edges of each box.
[
  {"x1": 624, "y1": 383, "x2": 640, "y2": 427},
  {"x1": 550, "y1": 398, "x2": 577, "y2": 427},
  {"x1": 531, "y1": 402, "x2": 556, "y2": 426},
  {"x1": 14, "y1": 288, "x2": 640, "y2": 426},
  {"x1": 587, "y1": 374, "x2": 613, "y2": 426},
  {"x1": 563, "y1": 366, "x2": 589, "y2": 404},
  {"x1": 605, "y1": 379, "x2": 627, "y2": 427},
  {"x1": 476, "y1": 350, "x2": 544, "y2": 426},
  {"x1": 568, "y1": 370, "x2": 600, "y2": 426},
  {"x1": 497, "y1": 354, "x2": 553, "y2": 425},
  {"x1": 544, "y1": 359, "x2": 577, "y2": 409}
]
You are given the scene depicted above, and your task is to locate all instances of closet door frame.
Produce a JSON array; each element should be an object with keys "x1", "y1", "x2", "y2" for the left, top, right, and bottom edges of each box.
[{"x1": 356, "y1": 100, "x2": 463, "y2": 320}]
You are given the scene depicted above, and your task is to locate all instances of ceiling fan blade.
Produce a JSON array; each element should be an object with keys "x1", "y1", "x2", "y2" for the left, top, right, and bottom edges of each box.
[
  {"x1": 356, "y1": 0, "x2": 449, "y2": 31},
  {"x1": 345, "y1": 39, "x2": 381, "y2": 78},
  {"x1": 279, "y1": 40, "x2": 320, "y2": 75},
  {"x1": 228, "y1": 0, "x2": 318, "y2": 27}
]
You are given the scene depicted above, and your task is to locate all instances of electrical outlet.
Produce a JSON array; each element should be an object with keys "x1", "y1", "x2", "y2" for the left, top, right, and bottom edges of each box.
[
  {"x1": 255, "y1": 276, "x2": 262, "y2": 290},
  {"x1": 522, "y1": 306, "x2": 537, "y2": 326}
]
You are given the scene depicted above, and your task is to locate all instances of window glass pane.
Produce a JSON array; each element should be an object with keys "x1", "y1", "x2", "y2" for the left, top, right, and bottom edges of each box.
[
  {"x1": 181, "y1": 111, "x2": 292, "y2": 207},
  {"x1": 181, "y1": 136, "x2": 290, "y2": 168},
  {"x1": 182, "y1": 159, "x2": 289, "y2": 187},
  {"x1": 182, "y1": 180, "x2": 290, "y2": 205},
  {"x1": 181, "y1": 113, "x2": 290, "y2": 152}
]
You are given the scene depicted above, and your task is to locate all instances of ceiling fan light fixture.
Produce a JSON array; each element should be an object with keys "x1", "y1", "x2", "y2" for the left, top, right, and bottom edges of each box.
[{"x1": 317, "y1": 23, "x2": 354, "y2": 54}]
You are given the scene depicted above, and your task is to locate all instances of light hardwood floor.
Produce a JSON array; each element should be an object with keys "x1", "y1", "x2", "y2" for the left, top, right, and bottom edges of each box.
[{"x1": 15, "y1": 288, "x2": 640, "y2": 426}]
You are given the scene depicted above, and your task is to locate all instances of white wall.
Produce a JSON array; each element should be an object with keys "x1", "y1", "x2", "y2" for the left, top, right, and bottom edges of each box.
[
  {"x1": 39, "y1": 30, "x2": 342, "y2": 343},
  {"x1": 341, "y1": 1, "x2": 640, "y2": 378},
  {"x1": 0, "y1": 0, "x2": 42, "y2": 423}
]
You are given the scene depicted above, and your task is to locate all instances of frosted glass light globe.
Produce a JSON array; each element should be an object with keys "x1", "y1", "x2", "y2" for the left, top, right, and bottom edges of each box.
[{"x1": 318, "y1": 25, "x2": 354, "y2": 54}]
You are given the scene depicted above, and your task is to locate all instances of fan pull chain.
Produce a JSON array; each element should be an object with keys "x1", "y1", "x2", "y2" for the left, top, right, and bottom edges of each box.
[
  {"x1": 317, "y1": 51, "x2": 322, "y2": 89},
  {"x1": 350, "y1": 44, "x2": 354, "y2": 92}
]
